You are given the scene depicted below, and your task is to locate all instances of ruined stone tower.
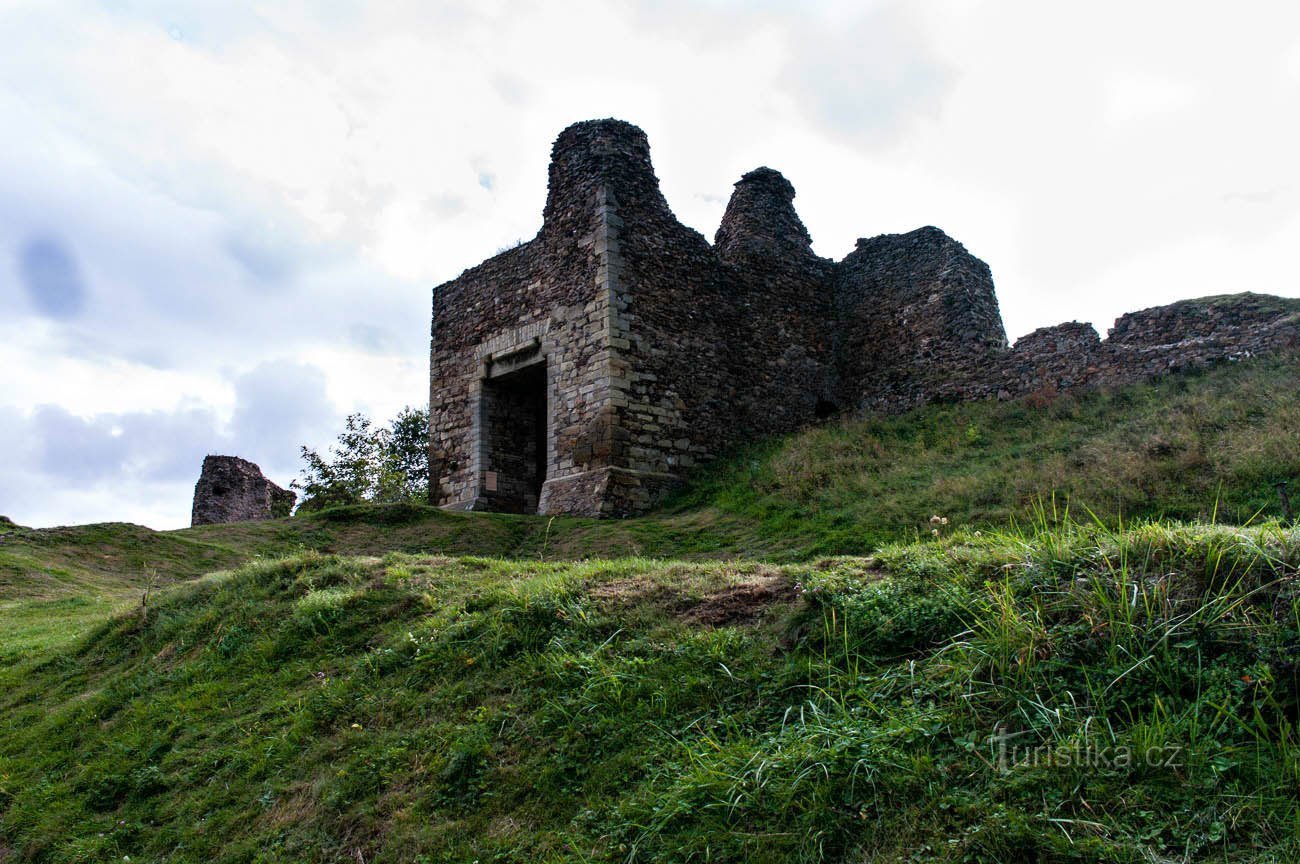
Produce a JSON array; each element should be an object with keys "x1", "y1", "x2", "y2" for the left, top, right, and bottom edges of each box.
[
  {"x1": 191, "y1": 455, "x2": 295, "y2": 526},
  {"x1": 429, "y1": 119, "x2": 1299, "y2": 518},
  {"x1": 428, "y1": 119, "x2": 1005, "y2": 516}
]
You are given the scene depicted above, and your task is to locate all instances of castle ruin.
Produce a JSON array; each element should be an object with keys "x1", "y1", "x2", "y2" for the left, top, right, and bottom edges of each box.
[
  {"x1": 429, "y1": 119, "x2": 1299, "y2": 517},
  {"x1": 191, "y1": 455, "x2": 295, "y2": 526}
]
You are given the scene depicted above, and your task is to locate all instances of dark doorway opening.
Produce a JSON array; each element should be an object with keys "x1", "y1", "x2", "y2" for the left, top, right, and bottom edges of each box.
[
  {"x1": 480, "y1": 362, "x2": 547, "y2": 513},
  {"x1": 814, "y1": 398, "x2": 838, "y2": 420}
]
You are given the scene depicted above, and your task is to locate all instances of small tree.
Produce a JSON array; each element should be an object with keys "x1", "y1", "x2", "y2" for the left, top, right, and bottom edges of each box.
[
  {"x1": 375, "y1": 406, "x2": 430, "y2": 503},
  {"x1": 292, "y1": 408, "x2": 428, "y2": 512}
]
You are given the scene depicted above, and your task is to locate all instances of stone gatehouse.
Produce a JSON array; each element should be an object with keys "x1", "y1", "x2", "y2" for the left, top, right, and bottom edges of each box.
[{"x1": 429, "y1": 119, "x2": 1299, "y2": 517}]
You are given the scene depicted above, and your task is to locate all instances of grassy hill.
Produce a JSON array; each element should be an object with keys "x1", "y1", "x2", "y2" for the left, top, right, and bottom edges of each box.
[
  {"x1": 0, "y1": 503, "x2": 780, "y2": 666},
  {"x1": 1, "y1": 522, "x2": 1297, "y2": 862},
  {"x1": 1, "y1": 357, "x2": 1298, "y2": 862},
  {"x1": 679, "y1": 355, "x2": 1300, "y2": 554}
]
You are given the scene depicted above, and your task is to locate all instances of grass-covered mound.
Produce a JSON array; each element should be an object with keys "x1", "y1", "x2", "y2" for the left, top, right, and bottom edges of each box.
[
  {"x1": 678, "y1": 356, "x2": 1300, "y2": 554},
  {"x1": 0, "y1": 522, "x2": 251, "y2": 665},
  {"x1": 4, "y1": 356, "x2": 1296, "y2": 664},
  {"x1": 2, "y1": 520, "x2": 1296, "y2": 862},
  {"x1": 0, "y1": 504, "x2": 768, "y2": 664}
]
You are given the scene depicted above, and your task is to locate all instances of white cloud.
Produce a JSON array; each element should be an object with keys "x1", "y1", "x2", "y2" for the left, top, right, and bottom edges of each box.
[
  {"x1": 1288, "y1": 41, "x2": 1300, "y2": 81},
  {"x1": 1102, "y1": 72, "x2": 1196, "y2": 128},
  {"x1": 1, "y1": 0, "x2": 1298, "y2": 527},
  {"x1": 0, "y1": 360, "x2": 340, "y2": 529}
]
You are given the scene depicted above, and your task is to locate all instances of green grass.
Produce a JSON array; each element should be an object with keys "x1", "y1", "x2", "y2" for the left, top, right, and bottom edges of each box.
[
  {"x1": 0, "y1": 520, "x2": 1296, "y2": 862},
  {"x1": 0, "y1": 523, "x2": 250, "y2": 667},
  {"x1": 2, "y1": 356, "x2": 1299, "y2": 861},
  {"x1": 6, "y1": 356, "x2": 1296, "y2": 662},
  {"x1": 0, "y1": 597, "x2": 119, "y2": 665},
  {"x1": 0, "y1": 505, "x2": 771, "y2": 663},
  {"x1": 673, "y1": 355, "x2": 1300, "y2": 554}
]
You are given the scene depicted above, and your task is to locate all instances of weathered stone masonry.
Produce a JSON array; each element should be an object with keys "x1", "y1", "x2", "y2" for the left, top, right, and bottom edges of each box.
[
  {"x1": 191, "y1": 455, "x2": 295, "y2": 527},
  {"x1": 430, "y1": 118, "x2": 1300, "y2": 517}
]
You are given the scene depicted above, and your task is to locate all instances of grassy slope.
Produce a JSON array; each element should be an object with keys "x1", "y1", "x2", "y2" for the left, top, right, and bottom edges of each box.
[
  {"x1": 0, "y1": 523, "x2": 251, "y2": 665},
  {"x1": 0, "y1": 522, "x2": 1297, "y2": 862},
  {"x1": 5, "y1": 356, "x2": 1297, "y2": 662},
  {"x1": 0, "y1": 505, "x2": 769, "y2": 664},
  {"x1": 2, "y1": 357, "x2": 1299, "y2": 861},
  {"x1": 676, "y1": 355, "x2": 1300, "y2": 554}
]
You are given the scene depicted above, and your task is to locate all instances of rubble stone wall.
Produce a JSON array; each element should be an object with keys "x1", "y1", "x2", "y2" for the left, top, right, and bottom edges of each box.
[
  {"x1": 832, "y1": 227, "x2": 1009, "y2": 414},
  {"x1": 984, "y1": 294, "x2": 1300, "y2": 403},
  {"x1": 429, "y1": 121, "x2": 629, "y2": 515},
  {"x1": 191, "y1": 455, "x2": 294, "y2": 526}
]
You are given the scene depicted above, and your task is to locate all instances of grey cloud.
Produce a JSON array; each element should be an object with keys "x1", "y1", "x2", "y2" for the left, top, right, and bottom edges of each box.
[
  {"x1": 1223, "y1": 186, "x2": 1293, "y2": 205},
  {"x1": 31, "y1": 404, "x2": 219, "y2": 484},
  {"x1": 0, "y1": 406, "x2": 39, "y2": 523},
  {"x1": 230, "y1": 360, "x2": 337, "y2": 475},
  {"x1": 54, "y1": 328, "x2": 178, "y2": 371},
  {"x1": 0, "y1": 4, "x2": 442, "y2": 392},
  {"x1": 119, "y1": 409, "x2": 229, "y2": 482},
  {"x1": 32, "y1": 406, "x2": 129, "y2": 481},
  {"x1": 789, "y1": 5, "x2": 952, "y2": 148},
  {"x1": 5, "y1": 360, "x2": 339, "y2": 524},
  {"x1": 224, "y1": 230, "x2": 298, "y2": 284},
  {"x1": 99, "y1": 2, "x2": 288, "y2": 50},
  {"x1": 349, "y1": 322, "x2": 393, "y2": 353},
  {"x1": 625, "y1": 0, "x2": 952, "y2": 149},
  {"x1": 492, "y1": 73, "x2": 532, "y2": 108},
  {"x1": 425, "y1": 194, "x2": 467, "y2": 218},
  {"x1": 1, "y1": 139, "x2": 421, "y2": 374},
  {"x1": 17, "y1": 234, "x2": 88, "y2": 319}
]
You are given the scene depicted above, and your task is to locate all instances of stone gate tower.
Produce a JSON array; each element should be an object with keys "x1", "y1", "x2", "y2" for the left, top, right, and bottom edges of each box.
[{"x1": 428, "y1": 118, "x2": 1008, "y2": 516}]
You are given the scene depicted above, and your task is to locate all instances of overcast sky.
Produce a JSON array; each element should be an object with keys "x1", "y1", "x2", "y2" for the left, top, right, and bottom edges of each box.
[{"x1": 2, "y1": 0, "x2": 1298, "y2": 529}]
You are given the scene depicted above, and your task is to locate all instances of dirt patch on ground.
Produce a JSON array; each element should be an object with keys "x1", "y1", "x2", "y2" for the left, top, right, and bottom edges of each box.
[
  {"x1": 591, "y1": 568, "x2": 798, "y2": 627},
  {"x1": 682, "y1": 573, "x2": 797, "y2": 627},
  {"x1": 589, "y1": 576, "x2": 659, "y2": 602}
]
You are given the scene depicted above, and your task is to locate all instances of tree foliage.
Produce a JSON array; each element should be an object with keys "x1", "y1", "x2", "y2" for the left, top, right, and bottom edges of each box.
[{"x1": 292, "y1": 407, "x2": 428, "y2": 512}]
